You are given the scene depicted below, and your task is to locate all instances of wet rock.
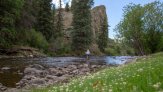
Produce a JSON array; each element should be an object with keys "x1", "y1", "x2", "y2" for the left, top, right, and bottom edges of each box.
[
  {"x1": 72, "y1": 69, "x2": 79, "y2": 75},
  {"x1": 46, "y1": 80, "x2": 56, "y2": 85},
  {"x1": 45, "y1": 75, "x2": 58, "y2": 80},
  {"x1": 29, "y1": 64, "x2": 44, "y2": 70},
  {"x1": 67, "y1": 65, "x2": 77, "y2": 70},
  {"x1": 23, "y1": 75, "x2": 36, "y2": 80},
  {"x1": 91, "y1": 65, "x2": 98, "y2": 69},
  {"x1": 16, "y1": 80, "x2": 27, "y2": 89},
  {"x1": 0, "y1": 83, "x2": 7, "y2": 92},
  {"x1": 30, "y1": 78, "x2": 46, "y2": 85},
  {"x1": 1, "y1": 67, "x2": 11, "y2": 71},
  {"x1": 24, "y1": 67, "x2": 47, "y2": 77},
  {"x1": 48, "y1": 68, "x2": 58, "y2": 75},
  {"x1": 81, "y1": 68, "x2": 90, "y2": 73},
  {"x1": 15, "y1": 64, "x2": 107, "y2": 89},
  {"x1": 55, "y1": 71, "x2": 63, "y2": 77}
]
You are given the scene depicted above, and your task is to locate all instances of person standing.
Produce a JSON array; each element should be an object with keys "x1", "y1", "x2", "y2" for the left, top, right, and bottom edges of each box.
[{"x1": 85, "y1": 49, "x2": 91, "y2": 68}]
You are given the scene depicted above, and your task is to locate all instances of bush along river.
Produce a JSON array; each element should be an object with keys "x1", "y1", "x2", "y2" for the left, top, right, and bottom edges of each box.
[{"x1": 0, "y1": 56, "x2": 137, "y2": 91}]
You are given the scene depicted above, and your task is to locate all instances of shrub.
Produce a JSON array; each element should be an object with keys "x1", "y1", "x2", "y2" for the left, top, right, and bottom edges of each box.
[
  {"x1": 0, "y1": 28, "x2": 17, "y2": 47},
  {"x1": 105, "y1": 48, "x2": 118, "y2": 56},
  {"x1": 27, "y1": 29, "x2": 49, "y2": 51},
  {"x1": 48, "y1": 37, "x2": 71, "y2": 56},
  {"x1": 157, "y1": 36, "x2": 163, "y2": 51}
]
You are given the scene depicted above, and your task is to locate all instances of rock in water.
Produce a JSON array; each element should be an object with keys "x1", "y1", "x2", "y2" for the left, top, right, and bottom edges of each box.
[
  {"x1": 29, "y1": 64, "x2": 45, "y2": 70},
  {"x1": 0, "y1": 83, "x2": 7, "y2": 91},
  {"x1": 1, "y1": 67, "x2": 11, "y2": 71}
]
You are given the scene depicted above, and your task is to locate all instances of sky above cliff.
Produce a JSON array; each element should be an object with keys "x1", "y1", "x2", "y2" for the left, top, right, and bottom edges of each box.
[{"x1": 52, "y1": 0, "x2": 163, "y2": 39}]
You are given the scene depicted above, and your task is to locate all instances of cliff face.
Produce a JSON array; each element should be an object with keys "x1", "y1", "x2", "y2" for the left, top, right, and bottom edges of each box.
[
  {"x1": 61, "y1": 5, "x2": 108, "y2": 55},
  {"x1": 62, "y1": 5, "x2": 108, "y2": 38},
  {"x1": 91, "y1": 5, "x2": 108, "y2": 41}
]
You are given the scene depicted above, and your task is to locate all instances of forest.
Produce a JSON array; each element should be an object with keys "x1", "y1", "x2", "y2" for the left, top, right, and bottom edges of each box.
[
  {"x1": 0, "y1": 0, "x2": 163, "y2": 92},
  {"x1": 0, "y1": 0, "x2": 163, "y2": 56}
]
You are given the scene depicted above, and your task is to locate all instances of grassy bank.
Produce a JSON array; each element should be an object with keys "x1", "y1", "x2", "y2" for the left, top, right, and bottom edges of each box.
[{"x1": 32, "y1": 52, "x2": 163, "y2": 92}]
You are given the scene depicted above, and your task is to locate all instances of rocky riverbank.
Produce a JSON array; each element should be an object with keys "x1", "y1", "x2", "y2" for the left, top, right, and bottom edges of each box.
[
  {"x1": 0, "y1": 46, "x2": 46, "y2": 59},
  {"x1": 1, "y1": 64, "x2": 107, "y2": 92}
]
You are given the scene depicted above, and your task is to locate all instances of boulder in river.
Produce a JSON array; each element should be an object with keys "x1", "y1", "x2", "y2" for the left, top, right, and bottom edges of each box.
[{"x1": 1, "y1": 67, "x2": 11, "y2": 71}]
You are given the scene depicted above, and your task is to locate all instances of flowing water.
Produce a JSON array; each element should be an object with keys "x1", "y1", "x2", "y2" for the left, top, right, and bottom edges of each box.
[{"x1": 0, "y1": 56, "x2": 136, "y2": 87}]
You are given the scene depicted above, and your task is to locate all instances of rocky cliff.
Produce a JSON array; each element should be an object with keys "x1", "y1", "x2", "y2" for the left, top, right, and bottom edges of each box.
[
  {"x1": 62, "y1": 5, "x2": 108, "y2": 37},
  {"x1": 91, "y1": 5, "x2": 108, "y2": 41},
  {"x1": 61, "y1": 5, "x2": 108, "y2": 55}
]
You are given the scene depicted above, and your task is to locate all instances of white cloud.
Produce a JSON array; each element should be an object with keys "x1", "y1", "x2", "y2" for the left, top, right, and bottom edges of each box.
[{"x1": 52, "y1": 0, "x2": 72, "y2": 8}]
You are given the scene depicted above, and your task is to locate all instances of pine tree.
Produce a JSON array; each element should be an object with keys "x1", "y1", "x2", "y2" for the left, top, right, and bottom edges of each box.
[
  {"x1": 71, "y1": 0, "x2": 94, "y2": 54},
  {"x1": 36, "y1": 0, "x2": 53, "y2": 41},
  {"x1": 97, "y1": 16, "x2": 108, "y2": 52},
  {"x1": 0, "y1": 0, "x2": 24, "y2": 47},
  {"x1": 65, "y1": 3, "x2": 70, "y2": 12},
  {"x1": 55, "y1": 0, "x2": 64, "y2": 38},
  {"x1": 71, "y1": 0, "x2": 76, "y2": 11},
  {"x1": 52, "y1": 4, "x2": 56, "y2": 25}
]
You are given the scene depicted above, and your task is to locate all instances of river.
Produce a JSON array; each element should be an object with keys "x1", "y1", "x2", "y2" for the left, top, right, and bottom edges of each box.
[{"x1": 0, "y1": 56, "x2": 136, "y2": 88}]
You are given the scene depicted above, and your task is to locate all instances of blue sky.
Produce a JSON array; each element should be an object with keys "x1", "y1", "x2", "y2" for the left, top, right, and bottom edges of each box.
[
  {"x1": 94, "y1": 0, "x2": 163, "y2": 38},
  {"x1": 53, "y1": 0, "x2": 163, "y2": 39}
]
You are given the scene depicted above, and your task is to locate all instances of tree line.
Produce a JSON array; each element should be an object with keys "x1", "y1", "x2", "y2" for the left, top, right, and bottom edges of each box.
[
  {"x1": 115, "y1": 1, "x2": 163, "y2": 55},
  {"x1": 0, "y1": 0, "x2": 109, "y2": 55}
]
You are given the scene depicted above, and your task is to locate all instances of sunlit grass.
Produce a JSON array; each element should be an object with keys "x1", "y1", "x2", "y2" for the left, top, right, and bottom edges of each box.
[{"x1": 32, "y1": 52, "x2": 163, "y2": 92}]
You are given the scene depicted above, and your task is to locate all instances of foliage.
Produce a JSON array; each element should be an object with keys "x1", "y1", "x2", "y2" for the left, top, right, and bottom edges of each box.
[
  {"x1": 71, "y1": 0, "x2": 94, "y2": 55},
  {"x1": 55, "y1": 0, "x2": 64, "y2": 39},
  {"x1": 32, "y1": 52, "x2": 163, "y2": 92},
  {"x1": 15, "y1": 0, "x2": 40, "y2": 30},
  {"x1": 97, "y1": 16, "x2": 108, "y2": 52},
  {"x1": 48, "y1": 37, "x2": 71, "y2": 56},
  {"x1": 0, "y1": 0, "x2": 24, "y2": 47},
  {"x1": 0, "y1": 28, "x2": 17, "y2": 47},
  {"x1": 27, "y1": 29, "x2": 49, "y2": 51},
  {"x1": 115, "y1": 1, "x2": 163, "y2": 55},
  {"x1": 0, "y1": 0, "x2": 24, "y2": 29},
  {"x1": 157, "y1": 36, "x2": 163, "y2": 51},
  {"x1": 65, "y1": 3, "x2": 70, "y2": 12},
  {"x1": 71, "y1": 0, "x2": 76, "y2": 11},
  {"x1": 143, "y1": 1, "x2": 163, "y2": 53},
  {"x1": 15, "y1": 29, "x2": 49, "y2": 51},
  {"x1": 36, "y1": 0, "x2": 54, "y2": 41},
  {"x1": 52, "y1": 4, "x2": 56, "y2": 26},
  {"x1": 105, "y1": 39, "x2": 135, "y2": 56}
]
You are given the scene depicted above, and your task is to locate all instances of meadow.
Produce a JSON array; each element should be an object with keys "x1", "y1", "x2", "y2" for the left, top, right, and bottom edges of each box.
[{"x1": 33, "y1": 52, "x2": 163, "y2": 92}]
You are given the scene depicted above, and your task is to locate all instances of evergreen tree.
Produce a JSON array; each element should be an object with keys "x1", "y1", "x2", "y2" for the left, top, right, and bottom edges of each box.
[
  {"x1": 16, "y1": 0, "x2": 40, "y2": 30},
  {"x1": 71, "y1": 0, "x2": 76, "y2": 11},
  {"x1": 0, "y1": 0, "x2": 24, "y2": 29},
  {"x1": 52, "y1": 4, "x2": 56, "y2": 25},
  {"x1": 36, "y1": 0, "x2": 53, "y2": 41},
  {"x1": 65, "y1": 3, "x2": 70, "y2": 12},
  {"x1": 0, "y1": 0, "x2": 24, "y2": 47},
  {"x1": 55, "y1": 0, "x2": 64, "y2": 38},
  {"x1": 98, "y1": 16, "x2": 108, "y2": 52},
  {"x1": 71, "y1": 0, "x2": 94, "y2": 54}
]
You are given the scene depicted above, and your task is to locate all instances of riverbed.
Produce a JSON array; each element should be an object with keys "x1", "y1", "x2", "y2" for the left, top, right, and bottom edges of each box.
[{"x1": 0, "y1": 56, "x2": 136, "y2": 88}]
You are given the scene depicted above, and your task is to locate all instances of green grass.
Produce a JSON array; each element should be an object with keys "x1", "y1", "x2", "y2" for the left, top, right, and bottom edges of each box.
[{"x1": 32, "y1": 52, "x2": 163, "y2": 92}]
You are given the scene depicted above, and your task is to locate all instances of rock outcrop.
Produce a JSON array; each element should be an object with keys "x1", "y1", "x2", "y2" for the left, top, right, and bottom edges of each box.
[
  {"x1": 61, "y1": 5, "x2": 108, "y2": 55},
  {"x1": 0, "y1": 46, "x2": 46, "y2": 58},
  {"x1": 91, "y1": 5, "x2": 108, "y2": 41}
]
